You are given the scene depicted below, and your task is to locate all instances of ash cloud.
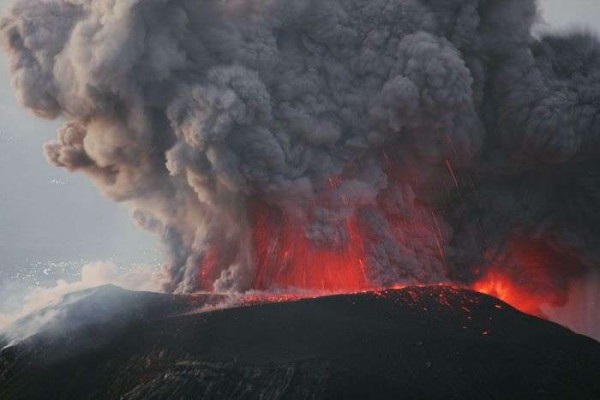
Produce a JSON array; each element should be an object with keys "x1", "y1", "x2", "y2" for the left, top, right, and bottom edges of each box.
[{"x1": 1, "y1": 0, "x2": 599, "y2": 292}]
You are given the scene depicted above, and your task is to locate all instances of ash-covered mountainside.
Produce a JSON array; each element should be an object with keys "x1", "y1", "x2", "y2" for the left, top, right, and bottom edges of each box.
[{"x1": 1, "y1": 286, "x2": 599, "y2": 400}]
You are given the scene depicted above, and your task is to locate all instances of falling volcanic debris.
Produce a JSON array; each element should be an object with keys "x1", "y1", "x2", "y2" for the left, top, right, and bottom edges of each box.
[{"x1": 1, "y1": 0, "x2": 600, "y2": 310}]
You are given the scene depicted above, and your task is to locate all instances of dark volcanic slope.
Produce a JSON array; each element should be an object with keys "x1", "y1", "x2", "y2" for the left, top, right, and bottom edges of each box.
[{"x1": 1, "y1": 286, "x2": 599, "y2": 400}]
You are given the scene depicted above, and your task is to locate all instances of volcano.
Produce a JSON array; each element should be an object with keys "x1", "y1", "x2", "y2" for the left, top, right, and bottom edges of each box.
[{"x1": 1, "y1": 285, "x2": 599, "y2": 399}]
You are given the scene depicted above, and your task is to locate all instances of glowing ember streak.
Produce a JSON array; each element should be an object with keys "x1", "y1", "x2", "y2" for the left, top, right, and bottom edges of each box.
[
  {"x1": 445, "y1": 160, "x2": 459, "y2": 187},
  {"x1": 251, "y1": 202, "x2": 370, "y2": 292},
  {"x1": 199, "y1": 245, "x2": 221, "y2": 291}
]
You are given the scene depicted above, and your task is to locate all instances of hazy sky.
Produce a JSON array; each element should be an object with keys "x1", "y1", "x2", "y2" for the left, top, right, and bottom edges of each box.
[
  {"x1": 0, "y1": 0, "x2": 160, "y2": 286},
  {"x1": 538, "y1": 0, "x2": 600, "y2": 31},
  {"x1": 0, "y1": 0, "x2": 598, "y2": 287}
]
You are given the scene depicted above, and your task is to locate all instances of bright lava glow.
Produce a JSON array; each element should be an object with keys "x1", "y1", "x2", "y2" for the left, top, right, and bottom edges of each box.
[
  {"x1": 252, "y1": 202, "x2": 370, "y2": 292},
  {"x1": 472, "y1": 236, "x2": 585, "y2": 317},
  {"x1": 202, "y1": 198, "x2": 585, "y2": 322}
]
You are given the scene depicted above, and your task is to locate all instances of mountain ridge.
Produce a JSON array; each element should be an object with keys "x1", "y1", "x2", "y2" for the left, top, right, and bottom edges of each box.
[{"x1": 1, "y1": 286, "x2": 599, "y2": 399}]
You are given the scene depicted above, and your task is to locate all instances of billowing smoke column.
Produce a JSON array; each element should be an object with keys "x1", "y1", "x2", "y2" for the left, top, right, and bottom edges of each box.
[{"x1": 2, "y1": 0, "x2": 599, "y2": 298}]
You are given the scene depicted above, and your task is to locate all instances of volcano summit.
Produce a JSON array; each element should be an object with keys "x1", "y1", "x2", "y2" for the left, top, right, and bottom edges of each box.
[{"x1": 1, "y1": 285, "x2": 599, "y2": 399}]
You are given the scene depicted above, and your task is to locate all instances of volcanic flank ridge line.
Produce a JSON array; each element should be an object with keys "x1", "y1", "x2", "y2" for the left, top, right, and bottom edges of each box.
[{"x1": 0, "y1": 285, "x2": 599, "y2": 399}]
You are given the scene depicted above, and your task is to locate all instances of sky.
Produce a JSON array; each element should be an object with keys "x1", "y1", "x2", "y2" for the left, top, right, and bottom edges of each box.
[
  {"x1": 538, "y1": 0, "x2": 600, "y2": 31},
  {"x1": 0, "y1": 1, "x2": 160, "y2": 289},
  {"x1": 0, "y1": 0, "x2": 598, "y2": 289}
]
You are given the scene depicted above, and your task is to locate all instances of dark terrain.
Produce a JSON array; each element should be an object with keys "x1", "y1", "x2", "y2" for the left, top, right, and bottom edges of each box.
[{"x1": 1, "y1": 285, "x2": 599, "y2": 399}]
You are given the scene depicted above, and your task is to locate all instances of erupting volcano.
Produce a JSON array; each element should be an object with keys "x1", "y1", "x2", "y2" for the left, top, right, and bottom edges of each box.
[
  {"x1": 245, "y1": 207, "x2": 589, "y2": 326},
  {"x1": 2, "y1": 0, "x2": 600, "y2": 341},
  {"x1": 3, "y1": 0, "x2": 600, "y2": 398}
]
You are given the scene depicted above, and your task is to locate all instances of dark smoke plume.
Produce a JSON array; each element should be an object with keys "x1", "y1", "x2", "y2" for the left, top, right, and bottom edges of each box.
[{"x1": 2, "y1": 0, "x2": 599, "y2": 293}]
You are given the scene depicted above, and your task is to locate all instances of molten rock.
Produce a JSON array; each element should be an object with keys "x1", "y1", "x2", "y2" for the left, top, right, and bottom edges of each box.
[{"x1": 1, "y1": 285, "x2": 599, "y2": 399}]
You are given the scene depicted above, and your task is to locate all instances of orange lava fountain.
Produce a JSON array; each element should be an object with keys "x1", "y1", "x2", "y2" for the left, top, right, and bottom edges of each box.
[
  {"x1": 201, "y1": 195, "x2": 584, "y2": 323},
  {"x1": 248, "y1": 213, "x2": 585, "y2": 320},
  {"x1": 251, "y1": 202, "x2": 370, "y2": 292}
]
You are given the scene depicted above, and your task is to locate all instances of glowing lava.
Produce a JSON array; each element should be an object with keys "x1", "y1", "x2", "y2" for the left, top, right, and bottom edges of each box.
[
  {"x1": 472, "y1": 236, "x2": 585, "y2": 317},
  {"x1": 200, "y1": 197, "x2": 584, "y2": 324},
  {"x1": 251, "y1": 202, "x2": 370, "y2": 292},
  {"x1": 473, "y1": 271, "x2": 547, "y2": 316}
]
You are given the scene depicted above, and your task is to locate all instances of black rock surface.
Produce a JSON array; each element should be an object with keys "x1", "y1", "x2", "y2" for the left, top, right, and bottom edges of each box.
[{"x1": 1, "y1": 285, "x2": 599, "y2": 399}]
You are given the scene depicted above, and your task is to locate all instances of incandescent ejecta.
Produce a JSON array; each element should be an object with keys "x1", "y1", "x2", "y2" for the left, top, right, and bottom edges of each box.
[{"x1": 2, "y1": 0, "x2": 600, "y2": 310}]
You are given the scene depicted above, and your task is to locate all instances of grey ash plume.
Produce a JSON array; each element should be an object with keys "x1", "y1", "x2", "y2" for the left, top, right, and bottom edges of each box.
[{"x1": 2, "y1": 0, "x2": 599, "y2": 293}]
